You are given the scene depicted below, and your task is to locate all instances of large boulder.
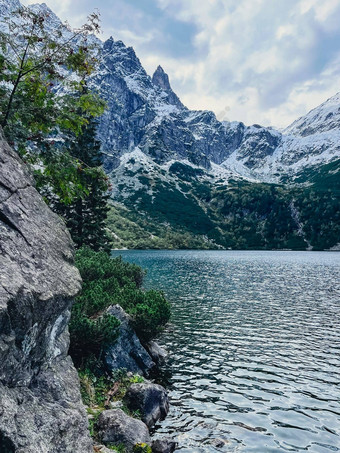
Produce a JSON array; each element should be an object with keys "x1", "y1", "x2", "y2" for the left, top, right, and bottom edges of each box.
[
  {"x1": 0, "y1": 131, "x2": 92, "y2": 452},
  {"x1": 97, "y1": 409, "x2": 151, "y2": 452},
  {"x1": 124, "y1": 383, "x2": 169, "y2": 428},
  {"x1": 105, "y1": 305, "x2": 155, "y2": 376}
]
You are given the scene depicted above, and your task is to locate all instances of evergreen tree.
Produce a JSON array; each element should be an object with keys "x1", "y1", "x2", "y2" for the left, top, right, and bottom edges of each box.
[
  {"x1": 55, "y1": 118, "x2": 112, "y2": 252},
  {"x1": 0, "y1": 5, "x2": 106, "y2": 206}
]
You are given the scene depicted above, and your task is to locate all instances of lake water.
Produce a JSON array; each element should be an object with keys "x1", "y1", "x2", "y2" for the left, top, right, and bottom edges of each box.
[{"x1": 112, "y1": 250, "x2": 340, "y2": 452}]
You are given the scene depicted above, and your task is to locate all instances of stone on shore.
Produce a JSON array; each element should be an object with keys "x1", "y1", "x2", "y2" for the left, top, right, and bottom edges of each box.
[
  {"x1": 97, "y1": 409, "x2": 151, "y2": 452},
  {"x1": 145, "y1": 341, "x2": 167, "y2": 365},
  {"x1": 105, "y1": 305, "x2": 155, "y2": 376},
  {"x1": 152, "y1": 438, "x2": 177, "y2": 453},
  {"x1": 124, "y1": 383, "x2": 169, "y2": 428}
]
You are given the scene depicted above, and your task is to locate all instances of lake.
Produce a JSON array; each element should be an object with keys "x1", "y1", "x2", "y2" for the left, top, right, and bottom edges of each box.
[{"x1": 112, "y1": 250, "x2": 340, "y2": 452}]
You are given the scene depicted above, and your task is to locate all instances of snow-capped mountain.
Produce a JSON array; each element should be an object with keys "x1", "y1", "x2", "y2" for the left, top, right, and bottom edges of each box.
[
  {"x1": 90, "y1": 33, "x2": 339, "y2": 183},
  {"x1": 1, "y1": 0, "x2": 339, "y2": 251},
  {"x1": 3, "y1": 0, "x2": 339, "y2": 183}
]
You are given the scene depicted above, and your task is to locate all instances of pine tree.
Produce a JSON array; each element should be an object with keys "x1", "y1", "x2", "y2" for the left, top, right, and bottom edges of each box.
[{"x1": 55, "y1": 118, "x2": 112, "y2": 252}]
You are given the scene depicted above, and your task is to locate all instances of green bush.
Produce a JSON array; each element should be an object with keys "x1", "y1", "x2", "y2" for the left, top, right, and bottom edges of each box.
[
  {"x1": 121, "y1": 289, "x2": 171, "y2": 342},
  {"x1": 69, "y1": 311, "x2": 120, "y2": 366},
  {"x1": 69, "y1": 247, "x2": 171, "y2": 366}
]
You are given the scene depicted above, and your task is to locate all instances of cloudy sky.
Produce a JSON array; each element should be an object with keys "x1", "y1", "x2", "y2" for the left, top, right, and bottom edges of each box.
[{"x1": 22, "y1": 0, "x2": 340, "y2": 128}]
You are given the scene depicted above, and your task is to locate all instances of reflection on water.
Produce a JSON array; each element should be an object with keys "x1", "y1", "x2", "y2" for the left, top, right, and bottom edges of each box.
[{"x1": 113, "y1": 250, "x2": 340, "y2": 452}]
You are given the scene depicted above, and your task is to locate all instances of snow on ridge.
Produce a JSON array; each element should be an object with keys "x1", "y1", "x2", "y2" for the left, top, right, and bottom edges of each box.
[{"x1": 284, "y1": 91, "x2": 340, "y2": 137}]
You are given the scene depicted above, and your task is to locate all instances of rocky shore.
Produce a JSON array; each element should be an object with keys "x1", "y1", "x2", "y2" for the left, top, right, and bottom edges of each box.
[
  {"x1": 92, "y1": 304, "x2": 176, "y2": 452},
  {"x1": 0, "y1": 131, "x2": 175, "y2": 452}
]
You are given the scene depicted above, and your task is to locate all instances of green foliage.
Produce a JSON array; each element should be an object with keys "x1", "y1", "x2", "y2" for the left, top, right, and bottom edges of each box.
[
  {"x1": 107, "y1": 161, "x2": 340, "y2": 251},
  {"x1": 106, "y1": 444, "x2": 126, "y2": 453},
  {"x1": 0, "y1": 5, "x2": 106, "y2": 205},
  {"x1": 51, "y1": 118, "x2": 112, "y2": 251},
  {"x1": 79, "y1": 367, "x2": 144, "y2": 410},
  {"x1": 87, "y1": 409, "x2": 103, "y2": 438},
  {"x1": 0, "y1": 5, "x2": 103, "y2": 141},
  {"x1": 116, "y1": 289, "x2": 171, "y2": 342},
  {"x1": 127, "y1": 179, "x2": 214, "y2": 235},
  {"x1": 69, "y1": 311, "x2": 120, "y2": 366},
  {"x1": 69, "y1": 247, "x2": 170, "y2": 366},
  {"x1": 133, "y1": 444, "x2": 152, "y2": 453},
  {"x1": 76, "y1": 246, "x2": 144, "y2": 288},
  {"x1": 169, "y1": 161, "x2": 205, "y2": 179},
  {"x1": 106, "y1": 204, "x2": 219, "y2": 250}
]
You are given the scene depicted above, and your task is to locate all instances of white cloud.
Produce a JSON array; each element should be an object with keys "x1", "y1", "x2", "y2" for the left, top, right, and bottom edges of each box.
[{"x1": 152, "y1": 0, "x2": 340, "y2": 127}]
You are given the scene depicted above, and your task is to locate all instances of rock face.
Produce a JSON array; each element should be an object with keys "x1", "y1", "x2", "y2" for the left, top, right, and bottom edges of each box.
[
  {"x1": 152, "y1": 65, "x2": 184, "y2": 109},
  {"x1": 105, "y1": 305, "x2": 155, "y2": 376},
  {"x1": 0, "y1": 131, "x2": 92, "y2": 452},
  {"x1": 124, "y1": 383, "x2": 169, "y2": 428},
  {"x1": 97, "y1": 409, "x2": 151, "y2": 452}
]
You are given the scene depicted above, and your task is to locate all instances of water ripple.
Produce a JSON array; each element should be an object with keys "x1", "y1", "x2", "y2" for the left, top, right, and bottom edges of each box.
[{"x1": 114, "y1": 251, "x2": 340, "y2": 452}]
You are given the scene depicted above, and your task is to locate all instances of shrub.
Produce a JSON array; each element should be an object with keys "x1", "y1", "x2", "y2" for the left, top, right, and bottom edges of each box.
[
  {"x1": 69, "y1": 310, "x2": 120, "y2": 367},
  {"x1": 69, "y1": 247, "x2": 171, "y2": 367},
  {"x1": 122, "y1": 289, "x2": 171, "y2": 342}
]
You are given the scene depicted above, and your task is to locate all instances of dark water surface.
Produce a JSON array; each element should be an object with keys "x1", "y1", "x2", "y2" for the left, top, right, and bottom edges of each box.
[{"x1": 112, "y1": 250, "x2": 340, "y2": 452}]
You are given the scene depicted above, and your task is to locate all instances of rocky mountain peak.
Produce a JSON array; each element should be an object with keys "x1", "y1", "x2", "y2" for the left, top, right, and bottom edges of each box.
[
  {"x1": 101, "y1": 37, "x2": 147, "y2": 80},
  {"x1": 0, "y1": 0, "x2": 21, "y2": 16},
  {"x1": 152, "y1": 65, "x2": 171, "y2": 91},
  {"x1": 152, "y1": 65, "x2": 185, "y2": 109},
  {"x1": 103, "y1": 36, "x2": 115, "y2": 52}
]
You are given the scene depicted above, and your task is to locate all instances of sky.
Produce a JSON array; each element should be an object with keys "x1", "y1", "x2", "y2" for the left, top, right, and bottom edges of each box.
[{"x1": 21, "y1": 0, "x2": 340, "y2": 128}]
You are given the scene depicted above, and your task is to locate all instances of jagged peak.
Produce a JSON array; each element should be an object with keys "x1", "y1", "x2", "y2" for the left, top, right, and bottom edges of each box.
[
  {"x1": 151, "y1": 65, "x2": 185, "y2": 109},
  {"x1": 28, "y1": 2, "x2": 62, "y2": 21},
  {"x1": 103, "y1": 36, "x2": 116, "y2": 52},
  {"x1": 155, "y1": 65, "x2": 165, "y2": 74},
  {"x1": 152, "y1": 65, "x2": 171, "y2": 91}
]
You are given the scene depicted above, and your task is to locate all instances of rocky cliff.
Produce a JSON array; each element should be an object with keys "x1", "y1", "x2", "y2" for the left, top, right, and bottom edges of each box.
[{"x1": 0, "y1": 131, "x2": 92, "y2": 452}]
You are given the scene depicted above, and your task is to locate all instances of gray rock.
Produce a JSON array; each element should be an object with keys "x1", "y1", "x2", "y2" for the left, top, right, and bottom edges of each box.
[
  {"x1": 152, "y1": 65, "x2": 185, "y2": 109},
  {"x1": 105, "y1": 305, "x2": 155, "y2": 376},
  {"x1": 145, "y1": 341, "x2": 167, "y2": 365},
  {"x1": 97, "y1": 409, "x2": 150, "y2": 452},
  {"x1": 94, "y1": 445, "x2": 114, "y2": 453},
  {"x1": 124, "y1": 383, "x2": 169, "y2": 428},
  {"x1": 0, "y1": 131, "x2": 92, "y2": 452},
  {"x1": 152, "y1": 438, "x2": 177, "y2": 453}
]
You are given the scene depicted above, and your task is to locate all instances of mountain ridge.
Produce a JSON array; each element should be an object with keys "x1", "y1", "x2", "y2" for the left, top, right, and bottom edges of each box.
[
  {"x1": 2, "y1": 0, "x2": 340, "y2": 250},
  {"x1": 3, "y1": 0, "x2": 338, "y2": 182},
  {"x1": 90, "y1": 32, "x2": 340, "y2": 182}
]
